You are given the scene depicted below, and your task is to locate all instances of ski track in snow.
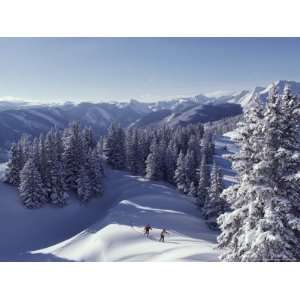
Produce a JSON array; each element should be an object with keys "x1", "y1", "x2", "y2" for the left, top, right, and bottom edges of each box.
[{"x1": 0, "y1": 133, "x2": 237, "y2": 262}]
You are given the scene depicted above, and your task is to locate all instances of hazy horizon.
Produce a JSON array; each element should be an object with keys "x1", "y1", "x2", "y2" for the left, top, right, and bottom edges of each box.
[{"x1": 1, "y1": 38, "x2": 300, "y2": 103}]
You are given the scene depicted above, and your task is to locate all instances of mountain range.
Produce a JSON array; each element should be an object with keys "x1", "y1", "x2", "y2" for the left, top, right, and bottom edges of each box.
[{"x1": 0, "y1": 79, "x2": 298, "y2": 161}]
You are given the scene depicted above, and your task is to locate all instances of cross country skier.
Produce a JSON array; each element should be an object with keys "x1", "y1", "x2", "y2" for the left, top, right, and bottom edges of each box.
[
  {"x1": 144, "y1": 224, "x2": 152, "y2": 238},
  {"x1": 159, "y1": 228, "x2": 169, "y2": 242}
]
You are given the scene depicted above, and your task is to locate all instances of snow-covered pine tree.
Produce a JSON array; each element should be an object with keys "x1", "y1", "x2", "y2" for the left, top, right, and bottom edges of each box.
[
  {"x1": 137, "y1": 129, "x2": 151, "y2": 175},
  {"x1": 77, "y1": 165, "x2": 92, "y2": 203},
  {"x1": 44, "y1": 129, "x2": 65, "y2": 206},
  {"x1": 62, "y1": 122, "x2": 84, "y2": 190},
  {"x1": 48, "y1": 161, "x2": 65, "y2": 206},
  {"x1": 19, "y1": 135, "x2": 30, "y2": 163},
  {"x1": 44, "y1": 130, "x2": 54, "y2": 196},
  {"x1": 201, "y1": 132, "x2": 214, "y2": 164},
  {"x1": 126, "y1": 128, "x2": 141, "y2": 175},
  {"x1": 218, "y1": 88, "x2": 300, "y2": 261},
  {"x1": 19, "y1": 157, "x2": 47, "y2": 208},
  {"x1": 82, "y1": 127, "x2": 96, "y2": 150},
  {"x1": 164, "y1": 141, "x2": 178, "y2": 184},
  {"x1": 104, "y1": 123, "x2": 126, "y2": 170},
  {"x1": 203, "y1": 161, "x2": 226, "y2": 229},
  {"x1": 5, "y1": 142, "x2": 24, "y2": 185},
  {"x1": 188, "y1": 181, "x2": 197, "y2": 197},
  {"x1": 31, "y1": 137, "x2": 40, "y2": 166},
  {"x1": 174, "y1": 151, "x2": 189, "y2": 193},
  {"x1": 54, "y1": 129, "x2": 64, "y2": 162},
  {"x1": 89, "y1": 149, "x2": 104, "y2": 196},
  {"x1": 197, "y1": 153, "x2": 210, "y2": 207},
  {"x1": 145, "y1": 138, "x2": 163, "y2": 180},
  {"x1": 158, "y1": 136, "x2": 168, "y2": 180},
  {"x1": 176, "y1": 127, "x2": 190, "y2": 155},
  {"x1": 38, "y1": 133, "x2": 48, "y2": 184},
  {"x1": 188, "y1": 134, "x2": 201, "y2": 165},
  {"x1": 185, "y1": 149, "x2": 198, "y2": 187}
]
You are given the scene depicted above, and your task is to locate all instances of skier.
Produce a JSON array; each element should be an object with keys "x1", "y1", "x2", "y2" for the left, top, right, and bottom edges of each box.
[
  {"x1": 159, "y1": 228, "x2": 169, "y2": 243},
  {"x1": 144, "y1": 224, "x2": 152, "y2": 238}
]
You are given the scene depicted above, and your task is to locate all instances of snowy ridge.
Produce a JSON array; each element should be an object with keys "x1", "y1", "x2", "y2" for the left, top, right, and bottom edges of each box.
[{"x1": 31, "y1": 168, "x2": 220, "y2": 261}]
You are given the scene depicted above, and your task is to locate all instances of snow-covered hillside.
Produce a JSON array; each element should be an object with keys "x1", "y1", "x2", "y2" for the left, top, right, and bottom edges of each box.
[
  {"x1": 0, "y1": 164, "x2": 223, "y2": 261},
  {"x1": 239, "y1": 80, "x2": 300, "y2": 107},
  {"x1": 32, "y1": 168, "x2": 221, "y2": 262}
]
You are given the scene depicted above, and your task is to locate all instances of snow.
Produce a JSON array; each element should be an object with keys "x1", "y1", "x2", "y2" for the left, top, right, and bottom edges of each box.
[
  {"x1": 223, "y1": 129, "x2": 241, "y2": 141},
  {"x1": 127, "y1": 99, "x2": 152, "y2": 114},
  {"x1": 214, "y1": 133, "x2": 239, "y2": 187},
  {"x1": 93, "y1": 106, "x2": 113, "y2": 121},
  {"x1": 0, "y1": 162, "x2": 220, "y2": 261},
  {"x1": 0, "y1": 162, "x2": 7, "y2": 181},
  {"x1": 7, "y1": 111, "x2": 49, "y2": 130},
  {"x1": 0, "y1": 130, "x2": 239, "y2": 261},
  {"x1": 27, "y1": 109, "x2": 63, "y2": 126},
  {"x1": 31, "y1": 169, "x2": 220, "y2": 261}
]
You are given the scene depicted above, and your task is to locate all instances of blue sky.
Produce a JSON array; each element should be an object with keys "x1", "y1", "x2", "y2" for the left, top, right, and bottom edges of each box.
[{"x1": 0, "y1": 38, "x2": 300, "y2": 102}]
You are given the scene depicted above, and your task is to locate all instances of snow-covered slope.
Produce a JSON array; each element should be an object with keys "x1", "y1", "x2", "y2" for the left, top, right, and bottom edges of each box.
[
  {"x1": 240, "y1": 80, "x2": 300, "y2": 108},
  {"x1": 0, "y1": 163, "x2": 220, "y2": 261},
  {"x1": 164, "y1": 103, "x2": 242, "y2": 127},
  {"x1": 0, "y1": 102, "x2": 147, "y2": 161},
  {"x1": 214, "y1": 133, "x2": 239, "y2": 188}
]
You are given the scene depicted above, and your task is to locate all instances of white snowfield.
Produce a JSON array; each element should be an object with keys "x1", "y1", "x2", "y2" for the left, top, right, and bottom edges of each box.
[
  {"x1": 31, "y1": 170, "x2": 221, "y2": 262},
  {"x1": 0, "y1": 136, "x2": 236, "y2": 262}
]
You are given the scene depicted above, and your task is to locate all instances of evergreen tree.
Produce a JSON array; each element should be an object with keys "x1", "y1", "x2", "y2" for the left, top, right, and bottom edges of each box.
[
  {"x1": 44, "y1": 130, "x2": 65, "y2": 205},
  {"x1": 77, "y1": 165, "x2": 92, "y2": 203},
  {"x1": 126, "y1": 129, "x2": 141, "y2": 174},
  {"x1": 145, "y1": 138, "x2": 163, "y2": 180},
  {"x1": 218, "y1": 89, "x2": 300, "y2": 261},
  {"x1": 197, "y1": 153, "x2": 210, "y2": 207},
  {"x1": 19, "y1": 135, "x2": 30, "y2": 163},
  {"x1": 19, "y1": 158, "x2": 47, "y2": 208},
  {"x1": 137, "y1": 130, "x2": 151, "y2": 175},
  {"x1": 104, "y1": 123, "x2": 126, "y2": 170},
  {"x1": 174, "y1": 151, "x2": 189, "y2": 193},
  {"x1": 185, "y1": 149, "x2": 198, "y2": 186},
  {"x1": 62, "y1": 122, "x2": 84, "y2": 190},
  {"x1": 82, "y1": 127, "x2": 96, "y2": 150},
  {"x1": 201, "y1": 132, "x2": 214, "y2": 164},
  {"x1": 158, "y1": 137, "x2": 167, "y2": 180},
  {"x1": 164, "y1": 141, "x2": 178, "y2": 183},
  {"x1": 38, "y1": 134, "x2": 48, "y2": 184},
  {"x1": 188, "y1": 181, "x2": 197, "y2": 197},
  {"x1": 203, "y1": 162, "x2": 226, "y2": 229},
  {"x1": 5, "y1": 142, "x2": 23, "y2": 185},
  {"x1": 188, "y1": 134, "x2": 201, "y2": 165},
  {"x1": 31, "y1": 137, "x2": 40, "y2": 167},
  {"x1": 89, "y1": 149, "x2": 104, "y2": 196}
]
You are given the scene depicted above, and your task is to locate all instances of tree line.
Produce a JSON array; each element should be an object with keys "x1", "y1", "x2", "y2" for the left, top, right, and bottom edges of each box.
[
  {"x1": 103, "y1": 123, "x2": 227, "y2": 228},
  {"x1": 5, "y1": 123, "x2": 104, "y2": 208}
]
